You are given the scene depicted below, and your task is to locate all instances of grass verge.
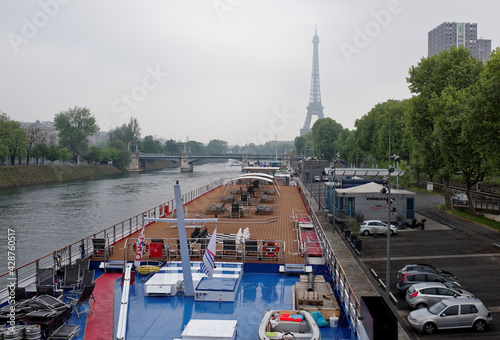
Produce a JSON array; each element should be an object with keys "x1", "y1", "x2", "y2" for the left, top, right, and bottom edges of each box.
[{"x1": 438, "y1": 205, "x2": 500, "y2": 231}]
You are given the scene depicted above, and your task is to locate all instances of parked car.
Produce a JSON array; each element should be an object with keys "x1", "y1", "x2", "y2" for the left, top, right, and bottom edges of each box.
[
  {"x1": 452, "y1": 193, "x2": 468, "y2": 205},
  {"x1": 407, "y1": 298, "x2": 492, "y2": 334},
  {"x1": 396, "y1": 270, "x2": 462, "y2": 295},
  {"x1": 406, "y1": 282, "x2": 474, "y2": 309},
  {"x1": 398, "y1": 264, "x2": 457, "y2": 281},
  {"x1": 360, "y1": 220, "x2": 398, "y2": 236},
  {"x1": 322, "y1": 175, "x2": 329, "y2": 181},
  {"x1": 313, "y1": 175, "x2": 320, "y2": 182}
]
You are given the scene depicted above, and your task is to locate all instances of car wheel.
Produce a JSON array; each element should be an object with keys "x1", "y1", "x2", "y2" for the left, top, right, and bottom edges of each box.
[
  {"x1": 473, "y1": 320, "x2": 487, "y2": 332},
  {"x1": 390, "y1": 230, "x2": 395, "y2": 235},
  {"x1": 416, "y1": 303, "x2": 427, "y2": 309},
  {"x1": 423, "y1": 322, "x2": 436, "y2": 334},
  {"x1": 363, "y1": 230, "x2": 370, "y2": 236}
]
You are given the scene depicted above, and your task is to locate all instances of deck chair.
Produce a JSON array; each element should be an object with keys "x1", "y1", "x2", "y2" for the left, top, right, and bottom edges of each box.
[
  {"x1": 230, "y1": 203, "x2": 240, "y2": 218},
  {"x1": 60, "y1": 264, "x2": 80, "y2": 290},
  {"x1": 36, "y1": 285, "x2": 55, "y2": 297},
  {"x1": 223, "y1": 239, "x2": 238, "y2": 259},
  {"x1": 68, "y1": 283, "x2": 95, "y2": 318},
  {"x1": 69, "y1": 270, "x2": 95, "y2": 302},
  {"x1": 48, "y1": 324, "x2": 80, "y2": 340},
  {"x1": 38, "y1": 267, "x2": 55, "y2": 286},
  {"x1": 76, "y1": 258, "x2": 90, "y2": 279},
  {"x1": 244, "y1": 240, "x2": 261, "y2": 260},
  {"x1": 14, "y1": 286, "x2": 28, "y2": 301}
]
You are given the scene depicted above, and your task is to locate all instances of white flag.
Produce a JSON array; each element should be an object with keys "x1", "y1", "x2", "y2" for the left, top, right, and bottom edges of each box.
[
  {"x1": 134, "y1": 225, "x2": 146, "y2": 269},
  {"x1": 200, "y1": 227, "x2": 217, "y2": 279}
]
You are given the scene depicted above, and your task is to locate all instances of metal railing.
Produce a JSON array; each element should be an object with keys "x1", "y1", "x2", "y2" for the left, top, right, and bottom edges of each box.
[
  {"x1": 0, "y1": 178, "x2": 226, "y2": 305},
  {"x1": 298, "y1": 185, "x2": 361, "y2": 337}
]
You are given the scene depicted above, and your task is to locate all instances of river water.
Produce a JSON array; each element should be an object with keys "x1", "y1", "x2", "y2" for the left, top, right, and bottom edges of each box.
[{"x1": 0, "y1": 162, "x2": 243, "y2": 275}]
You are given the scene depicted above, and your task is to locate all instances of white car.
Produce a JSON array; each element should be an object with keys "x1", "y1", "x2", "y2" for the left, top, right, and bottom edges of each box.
[{"x1": 360, "y1": 220, "x2": 398, "y2": 236}]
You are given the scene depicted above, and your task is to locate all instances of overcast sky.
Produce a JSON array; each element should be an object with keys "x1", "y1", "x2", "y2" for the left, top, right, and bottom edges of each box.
[{"x1": 1, "y1": 0, "x2": 499, "y2": 146}]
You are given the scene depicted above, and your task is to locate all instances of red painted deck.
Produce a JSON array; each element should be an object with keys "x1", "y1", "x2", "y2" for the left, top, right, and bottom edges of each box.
[{"x1": 84, "y1": 273, "x2": 121, "y2": 340}]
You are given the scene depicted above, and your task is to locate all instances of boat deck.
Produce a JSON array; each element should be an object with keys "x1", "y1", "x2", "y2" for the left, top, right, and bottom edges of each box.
[{"x1": 102, "y1": 184, "x2": 314, "y2": 266}]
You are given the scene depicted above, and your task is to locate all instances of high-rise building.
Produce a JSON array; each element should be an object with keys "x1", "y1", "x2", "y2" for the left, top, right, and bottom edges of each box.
[{"x1": 428, "y1": 22, "x2": 492, "y2": 63}]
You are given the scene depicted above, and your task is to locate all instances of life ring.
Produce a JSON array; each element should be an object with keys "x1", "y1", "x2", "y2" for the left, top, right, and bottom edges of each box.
[
  {"x1": 138, "y1": 265, "x2": 160, "y2": 275},
  {"x1": 263, "y1": 241, "x2": 279, "y2": 257},
  {"x1": 133, "y1": 242, "x2": 149, "y2": 254}
]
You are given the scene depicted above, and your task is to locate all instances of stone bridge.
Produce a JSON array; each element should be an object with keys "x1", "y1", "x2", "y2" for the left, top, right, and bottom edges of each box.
[{"x1": 128, "y1": 153, "x2": 298, "y2": 172}]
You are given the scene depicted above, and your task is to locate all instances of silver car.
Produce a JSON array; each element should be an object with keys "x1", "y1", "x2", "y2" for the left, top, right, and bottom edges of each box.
[
  {"x1": 407, "y1": 298, "x2": 492, "y2": 334},
  {"x1": 406, "y1": 282, "x2": 474, "y2": 309}
]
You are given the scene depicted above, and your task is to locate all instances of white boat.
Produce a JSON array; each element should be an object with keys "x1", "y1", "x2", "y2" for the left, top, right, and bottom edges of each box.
[{"x1": 258, "y1": 310, "x2": 321, "y2": 340}]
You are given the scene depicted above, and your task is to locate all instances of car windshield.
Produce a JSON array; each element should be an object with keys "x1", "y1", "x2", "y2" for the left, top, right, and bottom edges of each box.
[{"x1": 428, "y1": 301, "x2": 446, "y2": 315}]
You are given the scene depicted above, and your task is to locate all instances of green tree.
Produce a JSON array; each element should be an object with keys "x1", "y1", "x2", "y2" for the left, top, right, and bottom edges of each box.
[
  {"x1": 108, "y1": 117, "x2": 141, "y2": 146},
  {"x1": 311, "y1": 118, "x2": 343, "y2": 161},
  {"x1": 58, "y1": 147, "x2": 72, "y2": 163},
  {"x1": 186, "y1": 140, "x2": 205, "y2": 154},
  {"x1": 406, "y1": 46, "x2": 483, "y2": 207},
  {"x1": 294, "y1": 136, "x2": 306, "y2": 155},
  {"x1": 0, "y1": 119, "x2": 27, "y2": 165},
  {"x1": 107, "y1": 139, "x2": 131, "y2": 171},
  {"x1": 32, "y1": 143, "x2": 49, "y2": 164},
  {"x1": 206, "y1": 139, "x2": 228, "y2": 154},
  {"x1": 431, "y1": 86, "x2": 486, "y2": 215},
  {"x1": 54, "y1": 106, "x2": 99, "y2": 163},
  {"x1": 86, "y1": 146, "x2": 105, "y2": 164},
  {"x1": 141, "y1": 135, "x2": 163, "y2": 153},
  {"x1": 466, "y1": 48, "x2": 500, "y2": 172},
  {"x1": 25, "y1": 124, "x2": 47, "y2": 165},
  {"x1": 164, "y1": 139, "x2": 179, "y2": 153}
]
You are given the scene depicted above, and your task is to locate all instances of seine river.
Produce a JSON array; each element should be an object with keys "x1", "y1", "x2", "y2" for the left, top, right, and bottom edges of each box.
[{"x1": 0, "y1": 162, "x2": 243, "y2": 275}]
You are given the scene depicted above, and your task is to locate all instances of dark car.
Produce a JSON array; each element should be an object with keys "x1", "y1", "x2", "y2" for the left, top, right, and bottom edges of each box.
[
  {"x1": 452, "y1": 193, "x2": 468, "y2": 205},
  {"x1": 396, "y1": 270, "x2": 462, "y2": 295},
  {"x1": 398, "y1": 264, "x2": 457, "y2": 281}
]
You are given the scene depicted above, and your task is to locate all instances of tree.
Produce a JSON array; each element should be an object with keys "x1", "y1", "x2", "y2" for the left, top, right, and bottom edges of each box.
[
  {"x1": 108, "y1": 117, "x2": 141, "y2": 146},
  {"x1": 86, "y1": 146, "x2": 105, "y2": 164},
  {"x1": 58, "y1": 147, "x2": 72, "y2": 163},
  {"x1": 54, "y1": 106, "x2": 99, "y2": 163},
  {"x1": 0, "y1": 120, "x2": 27, "y2": 165},
  {"x1": 431, "y1": 86, "x2": 486, "y2": 216},
  {"x1": 25, "y1": 124, "x2": 47, "y2": 165},
  {"x1": 311, "y1": 118, "x2": 343, "y2": 161},
  {"x1": 32, "y1": 143, "x2": 49, "y2": 164},
  {"x1": 141, "y1": 135, "x2": 163, "y2": 153},
  {"x1": 186, "y1": 140, "x2": 205, "y2": 154},
  {"x1": 164, "y1": 139, "x2": 179, "y2": 153},
  {"x1": 107, "y1": 139, "x2": 131, "y2": 171},
  {"x1": 406, "y1": 46, "x2": 483, "y2": 208},
  {"x1": 465, "y1": 48, "x2": 500, "y2": 172},
  {"x1": 206, "y1": 139, "x2": 228, "y2": 154},
  {"x1": 294, "y1": 136, "x2": 306, "y2": 155}
]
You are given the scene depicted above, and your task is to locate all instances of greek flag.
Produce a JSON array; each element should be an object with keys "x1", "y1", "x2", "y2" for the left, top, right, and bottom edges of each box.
[{"x1": 200, "y1": 227, "x2": 217, "y2": 279}]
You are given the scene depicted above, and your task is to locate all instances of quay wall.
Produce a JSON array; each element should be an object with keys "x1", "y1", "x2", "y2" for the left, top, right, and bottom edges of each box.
[{"x1": 0, "y1": 165, "x2": 121, "y2": 188}]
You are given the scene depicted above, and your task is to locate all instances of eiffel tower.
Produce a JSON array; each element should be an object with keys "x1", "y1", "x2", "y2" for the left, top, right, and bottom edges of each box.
[{"x1": 300, "y1": 26, "x2": 324, "y2": 136}]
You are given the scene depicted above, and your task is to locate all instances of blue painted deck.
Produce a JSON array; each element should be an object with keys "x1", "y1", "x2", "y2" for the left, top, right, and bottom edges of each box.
[{"x1": 66, "y1": 267, "x2": 353, "y2": 340}]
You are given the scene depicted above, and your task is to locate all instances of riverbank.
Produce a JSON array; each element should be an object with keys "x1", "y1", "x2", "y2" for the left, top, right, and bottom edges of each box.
[
  {"x1": 0, "y1": 165, "x2": 122, "y2": 188},
  {"x1": 0, "y1": 160, "x2": 180, "y2": 188}
]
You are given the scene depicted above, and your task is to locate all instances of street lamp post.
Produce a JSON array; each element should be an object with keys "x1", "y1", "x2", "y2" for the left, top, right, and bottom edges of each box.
[
  {"x1": 309, "y1": 161, "x2": 313, "y2": 195},
  {"x1": 383, "y1": 154, "x2": 400, "y2": 297},
  {"x1": 317, "y1": 163, "x2": 321, "y2": 210}
]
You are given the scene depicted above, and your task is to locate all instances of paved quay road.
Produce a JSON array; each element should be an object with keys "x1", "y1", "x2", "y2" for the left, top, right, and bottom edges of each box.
[{"x1": 362, "y1": 191, "x2": 500, "y2": 339}]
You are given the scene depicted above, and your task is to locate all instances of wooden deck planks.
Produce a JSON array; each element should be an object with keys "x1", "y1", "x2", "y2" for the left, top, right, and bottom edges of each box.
[{"x1": 104, "y1": 184, "x2": 316, "y2": 265}]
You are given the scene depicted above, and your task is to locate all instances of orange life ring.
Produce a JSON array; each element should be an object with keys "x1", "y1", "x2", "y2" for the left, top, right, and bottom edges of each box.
[
  {"x1": 133, "y1": 242, "x2": 149, "y2": 254},
  {"x1": 263, "y1": 241, "x2": 279, "y2": 257}
]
